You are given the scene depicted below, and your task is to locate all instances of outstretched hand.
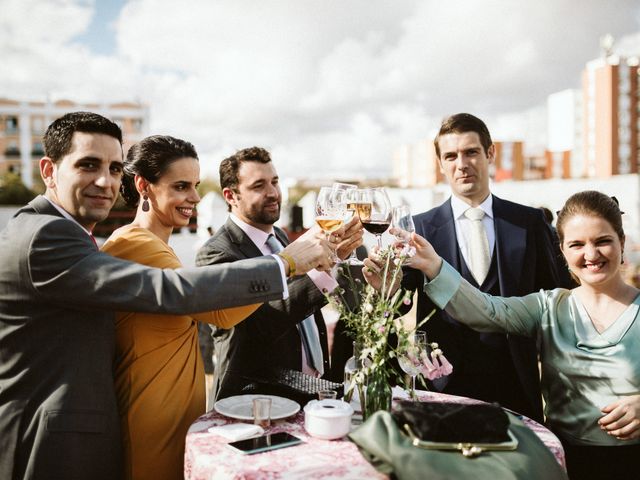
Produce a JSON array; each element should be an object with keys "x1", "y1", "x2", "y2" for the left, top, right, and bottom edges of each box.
[
  {"x1": 599, "y1": 395, "x2": 640, "y2": 440},
  {"x1": 331, "y1": 216, "x2": 364, "y2": 260},
  {"x1": 402, "y1": 232, "x2": 443, "y2": 280},
  {"x1": 281, "y1": 226, "x2": 334, "y2": 274},
  {"x1": 362, "y1": 247, "x2": 401, "y2": 295}
]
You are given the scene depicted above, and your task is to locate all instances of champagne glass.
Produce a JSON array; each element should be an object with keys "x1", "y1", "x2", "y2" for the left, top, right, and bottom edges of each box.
[
  {"x1": 358, "y1": 187, "x2": 391, "y2": 249},
  {"x1": 391, "y1": 205, "x2": 415, "y2": 244},
  {"x1": 342, "y1": 186, "x2": 372, "y2": 265},
  {"x1": 398, "y1": 332, "x2": 427, "y2": 399},
  {"x1": 315, "y1": 187, "x2": 346, "y2": 262},
  {"x1": 332, "y1": 183, "x2": 359, "y2": 264}
]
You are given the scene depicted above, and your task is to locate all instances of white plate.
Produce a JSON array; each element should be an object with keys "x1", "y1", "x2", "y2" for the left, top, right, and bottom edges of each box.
[{"x1": 214, "y1": 394, "x2": 300, "y2": 421}]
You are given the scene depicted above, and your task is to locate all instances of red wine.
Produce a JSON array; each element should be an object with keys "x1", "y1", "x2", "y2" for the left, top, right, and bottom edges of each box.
[{"x1": 362, "y1": 220, "x2": 390, "y2": 235}]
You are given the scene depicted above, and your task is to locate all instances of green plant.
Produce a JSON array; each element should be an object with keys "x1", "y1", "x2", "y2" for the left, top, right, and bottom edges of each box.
[
  {"x1": 0, "y1": 173, "x2": 37, "y2": 205},
  {"x1": 327, "y1": 245, "x2": 436, "y2": 417}
]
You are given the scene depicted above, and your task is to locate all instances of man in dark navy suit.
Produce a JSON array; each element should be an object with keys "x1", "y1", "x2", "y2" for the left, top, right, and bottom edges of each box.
[{"x1": 401, "y1": 113, "x2": 572, "y2": 422}]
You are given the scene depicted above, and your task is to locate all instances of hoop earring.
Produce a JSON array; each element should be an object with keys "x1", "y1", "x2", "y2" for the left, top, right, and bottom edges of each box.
[{"x1": 142, "y1": 194, "x2": 150, "y2": 212}]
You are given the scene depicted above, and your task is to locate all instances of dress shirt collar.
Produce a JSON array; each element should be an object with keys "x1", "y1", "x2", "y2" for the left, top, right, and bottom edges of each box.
[
  {"x1": 229, "y1": 213, "x2": 276, "y2": 251},
  {"x1": 43, "y1": 195, "x2": 93, "y2": 236},
  {"x1": 450, "y1": 194, "x2": 494, "y2": 220}
]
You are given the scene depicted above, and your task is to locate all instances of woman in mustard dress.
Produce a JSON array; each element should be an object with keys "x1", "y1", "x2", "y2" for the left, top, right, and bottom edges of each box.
[{"x1": 102, "y1": 135, "x2": 259, "y2": 480}]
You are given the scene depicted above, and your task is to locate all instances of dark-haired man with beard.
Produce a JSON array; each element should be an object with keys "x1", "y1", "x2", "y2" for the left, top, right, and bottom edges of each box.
[{"x1": 196, "y1": 147, "x2": 363, "y2": 400}]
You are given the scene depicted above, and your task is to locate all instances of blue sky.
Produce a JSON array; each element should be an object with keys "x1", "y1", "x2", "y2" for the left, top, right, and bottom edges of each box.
[{"x1": 74, "y1": 0, "x2": 124, "y2": 55}]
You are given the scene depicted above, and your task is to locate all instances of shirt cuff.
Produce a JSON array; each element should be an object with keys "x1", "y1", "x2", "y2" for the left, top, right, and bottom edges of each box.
[
  {"x1": 307, "y1": 269, "x2": 339, "y2": 294},
  {"x1": 422, "y1": 260, "x2": 462, "y2": 310},
  {"x1": 271, "y1": 254, "x2": 290, "y2": 300}
]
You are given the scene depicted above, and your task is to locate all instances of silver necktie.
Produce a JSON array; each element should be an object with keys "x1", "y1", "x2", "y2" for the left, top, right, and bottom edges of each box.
[
  {"x1": 464, "y1": 208, "x2": 490, "y2": 285},
  {"x1": 265, "y1": 234, "x2": 324, "y2": 375}
]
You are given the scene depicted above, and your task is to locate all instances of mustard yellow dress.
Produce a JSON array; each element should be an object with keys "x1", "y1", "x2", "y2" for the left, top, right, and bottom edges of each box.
[{"x1": 102, "y1": 226, "x2": 259, "y2": 480}]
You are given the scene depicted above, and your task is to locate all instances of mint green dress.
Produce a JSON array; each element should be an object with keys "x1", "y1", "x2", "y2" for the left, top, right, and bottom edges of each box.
[{"x1": 424, "y1": 261, "x2": 640, "y2": 446}]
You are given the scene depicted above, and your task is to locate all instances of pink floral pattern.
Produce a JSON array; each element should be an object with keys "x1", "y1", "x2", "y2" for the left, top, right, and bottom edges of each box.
[{"x1": 185, "y1": 391, "x2": 565, "y2": 479}]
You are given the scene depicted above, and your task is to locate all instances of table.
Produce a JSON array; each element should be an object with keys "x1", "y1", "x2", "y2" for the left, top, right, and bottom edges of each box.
[{"x1": 185, "y1": 390, "x2": 565, "y2": 479}]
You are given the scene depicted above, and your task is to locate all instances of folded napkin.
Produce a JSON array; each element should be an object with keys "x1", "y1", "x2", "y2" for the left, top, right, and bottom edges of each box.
[{"x1": 207, "y1": 423, "x2": 264, "y2": 441}]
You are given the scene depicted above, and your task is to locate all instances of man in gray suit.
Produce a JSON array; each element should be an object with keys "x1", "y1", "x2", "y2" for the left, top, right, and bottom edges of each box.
[
  {"x1": 196, "y1": 147, "x2": 363, "y2": 400},
  {"x1": 0, "y1": 112, "x2": 333, "y2": 480}
]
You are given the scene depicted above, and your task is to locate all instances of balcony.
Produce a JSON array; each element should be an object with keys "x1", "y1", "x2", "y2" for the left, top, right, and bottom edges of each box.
[{"x1": 4, "y1": 147, "x2": 20, "y2": 157}]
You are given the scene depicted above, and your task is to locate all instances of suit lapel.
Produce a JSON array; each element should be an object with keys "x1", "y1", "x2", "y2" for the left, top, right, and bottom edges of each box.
[
  {"x1": 224, "y1": 219, "x2": 266, "y2": 259},
  {"x1": 492, "y1": 196, "x2": 525, "y2": 296},
  {"x1": 427, "y1": 200, "x2": 461, "y2": 272},
  {"x1": 19, "y1": 195, "x2": 64, "y2": 218}
]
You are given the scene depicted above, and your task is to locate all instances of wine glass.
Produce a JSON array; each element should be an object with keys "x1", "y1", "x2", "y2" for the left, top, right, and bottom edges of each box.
[
  {"x1": 397, "y1": 332, "x2": 427, "y2": 399},
  {"x1": 358, "y1": 187, "x2": 391, "y2": 249},
  {"x1": 391, "y1": 205, "x2": 415, "y2": 244},
  {"x1": 342, "y1": 187, "x2": 373, "y2": 265},
  {"x1": 332, "y1": 183, "x2": 359, "y2": 264},
  {"x1": 315, "y1": 187, "x2": 347, "y2": 262}
]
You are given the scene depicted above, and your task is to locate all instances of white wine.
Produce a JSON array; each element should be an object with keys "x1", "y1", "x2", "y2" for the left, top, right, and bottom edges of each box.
[
  {"x1": 316, "y1": 217, "x2": 343, "y2": 233},
  {"x1": 354, "y1": 203, "x2": 372, "y2": 220}
]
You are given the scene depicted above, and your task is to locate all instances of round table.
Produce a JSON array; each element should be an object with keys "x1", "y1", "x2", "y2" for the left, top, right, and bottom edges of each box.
[{"x1": 185, "y1": 390, "x2": 565, "y2": 479}]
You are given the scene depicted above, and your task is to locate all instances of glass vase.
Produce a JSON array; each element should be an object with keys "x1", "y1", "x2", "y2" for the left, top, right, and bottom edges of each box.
[
  {"x1": 362, "y1": 369, "x2": 392, "y2": 420},
  {"x1": 344, "y1": 340, "x2": 372, "y2": 405}
]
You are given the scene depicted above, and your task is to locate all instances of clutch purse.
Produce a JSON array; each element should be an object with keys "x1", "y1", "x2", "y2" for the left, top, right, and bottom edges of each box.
[
  {"x1": 393, "y1": 400, "x2": 517, "y2": 457},
  {"x1": 239, "y1": 368, "x2": 343, "y2": 406}
]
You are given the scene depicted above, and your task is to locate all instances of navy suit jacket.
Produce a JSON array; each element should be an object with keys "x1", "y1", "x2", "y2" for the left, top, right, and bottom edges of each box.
[{"x1": 403, "y1": 195, "x2": 572, "y2": 422}]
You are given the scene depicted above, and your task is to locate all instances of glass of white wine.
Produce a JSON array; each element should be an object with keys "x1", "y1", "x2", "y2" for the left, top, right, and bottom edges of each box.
[
  {"x1": 398, "y1": 332, "x2": 427, "y2": 399},
  {"x1": 315, "y1": 186, "x2": 346, "y2": 262},
  {"x1": 341, "y1": 186, "x2": 373, "y2": 265},
  {"x1": 332, "y1": 183, "x2": 359, "y2": 264}
]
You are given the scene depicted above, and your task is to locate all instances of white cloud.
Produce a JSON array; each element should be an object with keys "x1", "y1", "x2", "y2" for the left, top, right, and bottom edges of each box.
[{"x1": 1, "y1": 0, "x2": 639, "y2": 181}]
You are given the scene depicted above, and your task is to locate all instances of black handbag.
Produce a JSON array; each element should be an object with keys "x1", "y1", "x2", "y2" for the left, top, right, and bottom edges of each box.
[{"x1": 393, "y1": 400, "x2": 511, "y2": 444}]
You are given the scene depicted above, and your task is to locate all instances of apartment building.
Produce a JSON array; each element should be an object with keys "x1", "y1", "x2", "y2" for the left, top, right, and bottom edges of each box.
[
  {"x1": 0, "y1": 98, "x2": 149, "y2": 188},
  {"x1": 582, "y1": 55, "x2": 639, "y2": 178}
]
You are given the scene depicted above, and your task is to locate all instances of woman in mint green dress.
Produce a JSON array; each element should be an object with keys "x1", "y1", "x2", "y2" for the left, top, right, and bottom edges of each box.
[{"x1": 366, "y1": 191, "x2": 640, "y2": 480}]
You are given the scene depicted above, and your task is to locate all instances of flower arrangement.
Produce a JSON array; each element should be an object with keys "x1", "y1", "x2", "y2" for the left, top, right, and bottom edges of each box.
[{"x1": 328, "y1": 244, "x2": 452, "y2": 419}]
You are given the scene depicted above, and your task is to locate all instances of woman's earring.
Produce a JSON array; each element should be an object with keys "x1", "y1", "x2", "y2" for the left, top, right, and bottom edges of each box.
[{"x1": 142, "y1": 194, "x2": 150, "y2": 212}]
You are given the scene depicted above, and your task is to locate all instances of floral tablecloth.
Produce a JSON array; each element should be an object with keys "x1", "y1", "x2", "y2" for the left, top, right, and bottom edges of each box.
[{"x1": 184, "y1": 390, "x2": 565, "y2": 479}]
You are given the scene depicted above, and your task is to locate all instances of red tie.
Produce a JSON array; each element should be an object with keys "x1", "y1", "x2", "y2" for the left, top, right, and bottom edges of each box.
[{"x1": 89, "y1": 234, "x2": 98, "y2": 249}]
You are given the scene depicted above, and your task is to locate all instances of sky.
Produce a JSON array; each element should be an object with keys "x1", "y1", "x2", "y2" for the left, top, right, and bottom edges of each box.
[{"x1": 1, "y1": 0, "x2": 640, "y2": 181}]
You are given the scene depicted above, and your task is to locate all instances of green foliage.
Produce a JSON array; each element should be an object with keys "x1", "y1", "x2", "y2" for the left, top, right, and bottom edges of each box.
[
  {"x1": 197, "y1": 177, "x2": 221, "y2": 196},
  {"x1": 0, "y1": 172, "x2": 37, "y2": 205},
  {"x1": 327, "y1": 246, "x2": 425, "y2": 398}
]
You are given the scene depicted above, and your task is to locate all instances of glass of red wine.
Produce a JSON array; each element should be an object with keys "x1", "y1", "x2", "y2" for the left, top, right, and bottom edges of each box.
[{"x1": 358, "y1": 187, "x2": 391, "y2": 249}]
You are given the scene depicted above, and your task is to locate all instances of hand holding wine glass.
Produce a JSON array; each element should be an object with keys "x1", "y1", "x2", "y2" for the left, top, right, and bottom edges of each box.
[
  {"x1": 315, "y1": 187, "x2": 347, "y2": 262},
  {"x1": 391, "y1": 205, "x2": 415, "y2": 244}
]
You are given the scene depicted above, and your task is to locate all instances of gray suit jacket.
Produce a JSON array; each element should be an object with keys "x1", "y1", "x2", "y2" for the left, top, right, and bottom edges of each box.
[
  {"x1": 0, "y1": 196, "x2": 284, "y2": 480},
  {"x1": 195, "y1": 219, "x2": 330, "y2": 400}
]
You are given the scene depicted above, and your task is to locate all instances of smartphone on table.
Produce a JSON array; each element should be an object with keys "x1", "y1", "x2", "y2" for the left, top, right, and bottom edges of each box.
[{"x1": 227, "y1": 432, "x2": 304, "y2": 455}]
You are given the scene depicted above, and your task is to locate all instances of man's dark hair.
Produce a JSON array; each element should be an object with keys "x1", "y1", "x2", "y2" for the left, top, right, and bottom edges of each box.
[
  {"x1": 43, "y1": 111, "x2": 123, "y2": 162},
  {"x1": 434, "y1": 113, "x2": 493, "y2": 158},
  {"x1": 219, "y1": 147, "x2": 272, "y2": 212},
  {"x1": 121, "y1": 135, "x2": 198, "y2": 208}
]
